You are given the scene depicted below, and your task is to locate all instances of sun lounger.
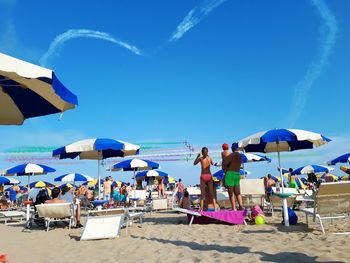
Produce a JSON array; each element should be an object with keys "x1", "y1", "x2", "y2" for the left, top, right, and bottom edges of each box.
[
  {"x1": 36, "y1": 203, "x2": 74, "y2": 231},
  {"x1": 174, "y1": 207, "x2": 246, "y2": 226},
  {"x1": 125, "y1": 209, "x2": 144, "y2": 235},
  {"x1": 240, "y1": 179, "x2": 265, "y2": 208},
  {"x1": 0, "y1": 210, "x2": 26, "y2": 225},
  {"x1": 81, "y1": 209, "x2": 125, "y2": 241},
  {"x1": 300, "y1": 181, "x2": 350, "y2": 234}
]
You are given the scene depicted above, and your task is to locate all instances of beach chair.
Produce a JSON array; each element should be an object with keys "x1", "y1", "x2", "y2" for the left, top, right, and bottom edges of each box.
[
  {"x1": 36, "y1": 203, "x2": 74, "y2": 232},
  {"x1": 81, "y1": 208, "x2": 125, "y2": 240},
  {"x1": 240, "y1": 179, "x2": 265, "y2": 208},
  {"x1": 300, "y1": 181, "x2": 350, "y2": 234},
  {"x1": 0, "y1": 210, "x2": 26, "y2": 225},
  {"x1": 125, "y1": 209, "x2": 144, "y2": 235}
]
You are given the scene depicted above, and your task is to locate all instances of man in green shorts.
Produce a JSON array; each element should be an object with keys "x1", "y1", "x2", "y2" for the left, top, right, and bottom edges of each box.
[{"x1": 222, "y1": 143, "x2": 243, "y2": 210}]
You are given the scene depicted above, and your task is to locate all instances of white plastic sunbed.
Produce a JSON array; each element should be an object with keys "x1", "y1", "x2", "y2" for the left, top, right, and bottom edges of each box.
[
  {"x1": 300, "y1": 181, "x2": 350, "y2": 234},
  {"x1": 0, "y1": 210, "x2": 26, "y2": 225},
  {"x1": 36, "y1": 203, "x2": 74, "y2": 232}
]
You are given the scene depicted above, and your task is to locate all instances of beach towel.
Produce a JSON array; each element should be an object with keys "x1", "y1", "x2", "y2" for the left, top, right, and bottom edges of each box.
[{"x1": 188, "y1": 210, "x2": 246, "y2": 225}]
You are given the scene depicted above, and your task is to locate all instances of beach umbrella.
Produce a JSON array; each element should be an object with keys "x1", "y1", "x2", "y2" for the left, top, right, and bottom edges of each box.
[
  {"x1": 5, "y1": 185, "x2": 27, "y2": 192},
  {"x1": 82, "y1": 178, "x2": 104, "y2": 186},
  {"x1": 28, "y1": 181, "x2": 55, "y2": 188},
  {"x1": 111, "y1": 181, "x2": 122, "y2": 187},
  {"x1": 52, "y1": 138, "x2": 140, "y2": 199},
  {"x1": 292, "y1": 165, "x2": 333, "y2": 175},
  {"x1": 213, "y1": 169, "x2": 250, "y2": 181},
  {"x1": 238, "y1": 128, "x2": 331, "y2": 226},
  {"x1": 2, "y1": 163, "x2": 55, "y2": 220},
  {"x1": 341, "y1": 175, "x2": 350, "y2": 181},
  {"x1": 110, "y1": 158, "x2": 159, "y2": 197},
  {"x1": 136, "y1": 170, "x2": 168, "y2": 178},
  {"x1": 0, "y1": 176, "x2": 20, "y2": 185},
  {"x1": 327, "y1": 153, "x2": 350, "y2": 165},
  {"x1": 240, "y1": 152, "x2": 271, "y2": 163},
  {"x1": 59, "y1": 183, "x2": 78, "y2": 189},
  {"x1": 54, "y1": 172, "x2": 93, "y2": 184},
  {"x1": 0, "y1": 52, "x2": 78, "y2": 125},
  {"x1": 316, "y1": 173, "x2": 340, "y2": 181},
  {"x1": 300, "y1": 177, "x2": 308, "y2": 184},
  {"x1": 340, "y1": 166, "x2": 350, "y2": 175},
  {"x1": 260, "y1": 175, "x2": 281, "y2": 182}
]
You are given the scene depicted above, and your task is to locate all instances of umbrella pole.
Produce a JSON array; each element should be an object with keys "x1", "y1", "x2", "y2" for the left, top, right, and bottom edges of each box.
[
  {"x1": 134, "y1": 169, "x2": 136, "y2": 198},
  {"x1": 277, "y1": 143, "x2": 289, "y2": 227},
  {"x1": 98, "y1": 159, "x2": 101, "y2": 200},
  {"x1": 26, "y1": 173, "x2": 32, "y2": 222}
]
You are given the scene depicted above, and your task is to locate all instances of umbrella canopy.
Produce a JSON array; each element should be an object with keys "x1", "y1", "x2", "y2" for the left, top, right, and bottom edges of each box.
[
  {"x1": 53, "y1": 138, "x2": 140, "y2": 200},
  {"x1": 240, "y1": 152, "x2": 271, "y2": 163},
  {"x1": 238, "y1": 128, "x2": 330, "y2": 153},
  {"x1": 340, "y1": 166, "x2": 350, "y2": 175},
  {"x1": 5, "y1": 185, "x2": 27, "y2": 192},
  {"x1": 53, "y1": 138, "x2": 140, "y2": 160},
  {"x1": 316, "y1": 173, "x2": 340, "y2": 181},
  {"x1": 213, "y1": 169, "x2": 250, "y2": 181},
  {"x1": 327, "y1": 153, "x2": 350, "y2": 165},
  {"x1": 59, "y1": 183, "x2": 78, "y2": 189},
  {"x1": 111, "y1": 181, "x2": 122, "y2": 187},
  {"x1": 28, "y1": 181, "x2": 55, "y2": 188},
  {"x1": 261, "y1": 175, "x2": 281, "y2": 182},
  {"x1": 292, "y1": 165, "x2": 333, "y2": 175},
  {"x1": 110, "y1": 159, "x2": 159, "y2": 171},
  {"x1": 341, "y1": 175, "x2": 350, "y2": 181},
  {"x1": 136, "y1": 170, "x2": 168, "y2": 178},
  {"x1": 54, "y1": 173, "x2": 93, "y2": 182},
  {"x1": 0, "y1": 176, "x2": 20, "y2": 185},
  {"x1": 82, "y1": 178, "x2": 104, "y2": 186},
  {"x1": 238, "y1": 128, "x2": 330, "y2": 227},
  {"x1": 0, "y1": 52, "x2": 78, "y2": 125},
  {"x1": 2, "y1": 163, "x2": 56, "y2": 176}
]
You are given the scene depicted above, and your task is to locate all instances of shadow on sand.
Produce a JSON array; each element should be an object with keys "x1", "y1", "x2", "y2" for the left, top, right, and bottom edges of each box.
[{"x1": 131, "y1": 235, "x2": 345, "y2": 263}]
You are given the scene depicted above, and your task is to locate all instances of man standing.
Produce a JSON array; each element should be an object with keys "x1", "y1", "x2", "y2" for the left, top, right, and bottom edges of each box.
[
  {"x1": 222, "y1": 143, "x2": 243, "y2": 210},
  {"x1": 103, "y1": 177, "x2": 112, "y2": 200},
  {"x1": 176, "y1": 179, "x2": 185, "y2": 203}
]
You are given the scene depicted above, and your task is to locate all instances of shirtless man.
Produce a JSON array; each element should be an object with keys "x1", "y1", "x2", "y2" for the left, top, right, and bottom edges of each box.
[
  {"x1": 222, "y1": 143, "x2": 243, "y2": 210},
  {"x1": 194, "y1": 147, "x2": 217, "y2": 211},
  {"x1": 45, "y1": 187, "x2": 65, "y2": 204}
]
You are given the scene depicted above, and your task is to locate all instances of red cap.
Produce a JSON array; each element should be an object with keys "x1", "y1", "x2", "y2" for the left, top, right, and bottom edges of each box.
[{"x1": 222, "y1": 143, "x2": 229, "y2": 150}]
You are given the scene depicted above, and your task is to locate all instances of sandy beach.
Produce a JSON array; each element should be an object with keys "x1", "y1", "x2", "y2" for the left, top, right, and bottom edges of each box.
[{"x1": 1, "y1": 211, "x2": 349, "y2": 263}]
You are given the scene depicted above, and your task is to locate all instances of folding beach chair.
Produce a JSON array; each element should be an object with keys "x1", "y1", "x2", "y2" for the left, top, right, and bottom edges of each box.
[
  {"x1": 300, "y1": 181, "x2": 350, "y2": 234},
  {"x1": 36, "y1": 203, "x2": 74, "y2": 232}
]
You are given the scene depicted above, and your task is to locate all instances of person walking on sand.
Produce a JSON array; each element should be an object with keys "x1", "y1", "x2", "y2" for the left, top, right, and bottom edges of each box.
[
  {"x1": 194, "y1": 147, "x2": 217, "y2": 211},
  {"x1": 222, "y1": 143, "x2": 243, "y2": 210}
]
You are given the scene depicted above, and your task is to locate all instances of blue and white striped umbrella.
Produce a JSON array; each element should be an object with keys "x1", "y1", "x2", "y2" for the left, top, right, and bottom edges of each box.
[
  {"x1": 213, "y1": 169, "x2": 250, "y2": 181},
  {"x1": 2, "y1": 163, "x2": 56, "y2": 176},
  {"x1": 238, "y1": 128, "x2": 331, "y2": 153},
  {"x1": 0, "y1": 53, "x2": 78, "y2": 125},
  {"x1": 238, "y1": 128, "x2": 331, "y2": 227},
  {"x1": 240, "y1": 152, "x2": 271, "y2": 163},
  {"x1": 291, "y1": 165, "x2": 334, "y2": 175},
  {"x1": 136, "y1": 170, "x2": 168, "y2": 178},
  {"x1": 110, "y1": 159, "x2": 159, "y2": 172},
  {"x1": 327, "y1": 153, "x2": 350, "y2": 165},
  {"x1": 52, "y1": 138, "x2": 140, "y2": 160},
  {"x1": 54, "y1": 173, "x2": 93, "y2": 183},
  {"x1": 52, "y1": 138, "x2": 140, "y2": 200},
  {"x1": 0, "y1": 176, "x2": 20, "y2": 185}
]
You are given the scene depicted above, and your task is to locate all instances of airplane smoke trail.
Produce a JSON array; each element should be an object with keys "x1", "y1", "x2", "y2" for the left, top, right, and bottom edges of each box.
[
  {"x1": 169, "y1": 0, "x2": 227, "y2": 42},
  {"x1": 40, "y1": 29, "x2": 143, "y2": 67},
  {"x1": 288, "y1": 0, "x2": 338, "y2": 127}
]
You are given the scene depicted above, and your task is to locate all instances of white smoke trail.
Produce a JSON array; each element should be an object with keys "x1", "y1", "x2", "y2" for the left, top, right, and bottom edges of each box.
[
  {"x1": 40, "y1": 29, "x2": 143, "y2": 67},
  {"x1": 288, "y1": 0, "x2": 337, "y2": 127},
  {"x1": 169, "y1": 0, "x2": 227, "y2": 42}
]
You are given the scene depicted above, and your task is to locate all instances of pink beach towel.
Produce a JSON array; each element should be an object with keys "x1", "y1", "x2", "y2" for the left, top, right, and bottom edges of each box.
[{"x1": 188, "y1": 210, "x2": 246, "y2": 225}]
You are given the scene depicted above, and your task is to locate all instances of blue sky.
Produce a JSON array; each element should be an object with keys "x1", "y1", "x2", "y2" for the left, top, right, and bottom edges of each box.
[{"x1": 1, "y1": 0, "x2": 350, "y2": 185}]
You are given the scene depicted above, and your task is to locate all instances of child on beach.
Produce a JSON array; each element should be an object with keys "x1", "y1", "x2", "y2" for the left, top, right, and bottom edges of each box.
[
  {"x1": 194, "y1": 147, "x2": 218, "y2": 211},
  {"x1": 180, "y1": 190, "x2": 191, "y2": 209}
]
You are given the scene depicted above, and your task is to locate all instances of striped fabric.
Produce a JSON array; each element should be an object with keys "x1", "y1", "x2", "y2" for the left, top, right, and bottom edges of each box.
[
  {"x1": 54, "y1": 173, "x2": 93, "y2": 182},
  {"x1": 110, "y1": 158, "x2": 159, "y2": 171},
  {"x1": 0, "y1": 53, "x2": 78, "y2": 125}
]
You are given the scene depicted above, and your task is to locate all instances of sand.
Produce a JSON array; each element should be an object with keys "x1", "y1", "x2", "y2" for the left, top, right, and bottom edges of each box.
[{"x1": 1, "y1": 211, "x2": 350, "y2": 263}]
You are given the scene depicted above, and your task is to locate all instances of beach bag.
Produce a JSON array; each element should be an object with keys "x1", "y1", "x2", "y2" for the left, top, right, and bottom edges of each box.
[
  {"x1": 282, "y1": 208, "x2": 298, "y2": 225},
  {"x1": 251, "y1": 205, "x2": 264, "y2": 220}
]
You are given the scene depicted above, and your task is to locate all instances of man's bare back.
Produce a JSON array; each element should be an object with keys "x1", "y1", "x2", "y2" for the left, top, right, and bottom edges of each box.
[{"x1": 223, "y1": 152, "x2": 242, "y2": 172}]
